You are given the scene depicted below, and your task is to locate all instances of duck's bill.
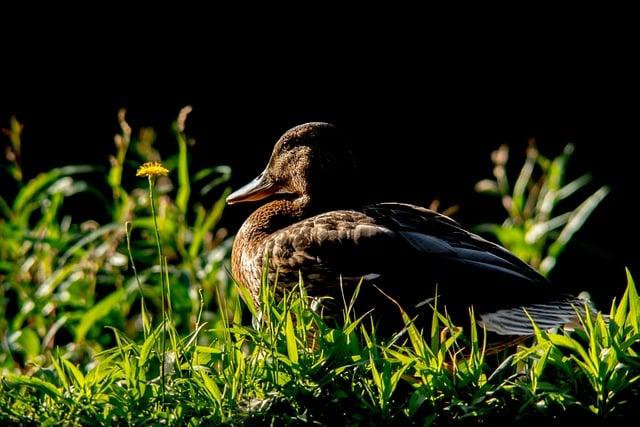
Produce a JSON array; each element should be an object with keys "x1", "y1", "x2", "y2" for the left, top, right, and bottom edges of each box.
[{"x1": 226, "y1": 171, "x2": 279, "y2": 204}]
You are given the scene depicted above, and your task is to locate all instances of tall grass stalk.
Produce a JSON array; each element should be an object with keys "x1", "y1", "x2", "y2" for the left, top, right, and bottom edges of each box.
[
  {"x1": 135, "y1": 161, "x2": 171, "y2": 408},
  {"x1": 146, "y1": 174, "x2": 167, "y2": 406}
]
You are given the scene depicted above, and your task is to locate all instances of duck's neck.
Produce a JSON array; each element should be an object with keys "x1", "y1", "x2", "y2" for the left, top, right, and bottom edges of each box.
[{"x1": 238, "y1": 195, "x2": 313, "y2": 246}]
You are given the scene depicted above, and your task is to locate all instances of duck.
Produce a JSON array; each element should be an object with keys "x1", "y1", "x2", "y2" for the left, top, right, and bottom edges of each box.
[{"x1": 227, "y1": 122, "x2": 587, "y2": 335}]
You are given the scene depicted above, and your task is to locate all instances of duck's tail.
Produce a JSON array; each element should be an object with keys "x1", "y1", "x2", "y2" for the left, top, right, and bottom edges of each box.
[{"x1": 478, "y1": 295, "x2": 596, "y2": 336}]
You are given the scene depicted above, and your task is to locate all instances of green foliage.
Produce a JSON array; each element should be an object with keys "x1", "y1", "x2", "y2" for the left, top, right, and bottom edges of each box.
[
  {"x1": 2, "y1": 268, "x2": 639, "y2": 424},
  {"x1": 0, "y1": 109, "x2": 233, "y2": 373},
  {"x1": 475, "y1": 142, "x2": 609, "y2": 275}
]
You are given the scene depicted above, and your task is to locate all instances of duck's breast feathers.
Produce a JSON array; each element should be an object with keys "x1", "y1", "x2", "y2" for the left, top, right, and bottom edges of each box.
[{"x1": 265, "y1": 209, "x2": 397, "y2": 285}]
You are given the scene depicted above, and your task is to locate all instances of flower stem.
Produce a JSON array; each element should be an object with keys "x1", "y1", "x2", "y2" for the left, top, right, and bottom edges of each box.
[{"x1": 148, "y1": 175, "x2": 166, "y2": 406}]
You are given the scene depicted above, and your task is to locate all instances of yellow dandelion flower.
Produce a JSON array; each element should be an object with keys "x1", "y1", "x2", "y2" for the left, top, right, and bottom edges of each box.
[{"x1": 136, "y1": 162, "x2": 169, "y2": 178}]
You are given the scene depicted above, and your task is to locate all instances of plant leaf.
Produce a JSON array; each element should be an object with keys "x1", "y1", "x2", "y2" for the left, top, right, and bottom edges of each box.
[
  {"x1": 76, "y1": 288, "x2": 126, "y2": 342},
  {"x1": 285, "y1": 311, "x2": 299, "y2": 364}
]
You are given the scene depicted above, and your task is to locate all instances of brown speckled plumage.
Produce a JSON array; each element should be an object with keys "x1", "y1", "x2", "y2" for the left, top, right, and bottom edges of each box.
[{"x1": 227, "y1": 122, "x2": 589, "y2": 335}]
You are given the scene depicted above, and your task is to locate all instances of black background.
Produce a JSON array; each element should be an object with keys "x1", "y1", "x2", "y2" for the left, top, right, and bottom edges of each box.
[{"x1": 1, "y1": 20, "x2": 638, "y2": 305}]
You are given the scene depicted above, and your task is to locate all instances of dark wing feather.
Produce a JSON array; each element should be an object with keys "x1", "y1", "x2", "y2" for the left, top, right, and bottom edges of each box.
[
  {"x1": 478, "y1": 298, "x2": 592, "y2": 335},
  {"x1": 364, "y1": 203, "x2": 549, "y2": 288}
]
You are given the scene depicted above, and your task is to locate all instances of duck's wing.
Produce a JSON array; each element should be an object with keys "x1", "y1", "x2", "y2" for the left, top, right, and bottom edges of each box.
[
  {"x1": 364, "y1": 202, "x2": 548, "y2": 286},
  {"x1": 363, "y1": 203, "x2": 589, "y2": 334},
  {"x1": 265, "y1": 203, "x2": 586, "y2": 335}
]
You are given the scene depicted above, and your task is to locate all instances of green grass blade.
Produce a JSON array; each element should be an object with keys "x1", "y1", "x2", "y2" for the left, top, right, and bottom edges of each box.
[
  {"x1": 12, "y1": 165, "x2": 96, "y2": 213},
  {"x1": 235, "y1": 280, "x2": 258, "y2": 318},
  {"x1": 34, "y1": 262, "x2": 78, "y2": 300},
  {"x1": 188, "y1": 188, "x2": 231, "y2": 258},
  {"x1": 285, "y1": 311, "x2": 299, "y2": 364},
  {"x1": 541, "y1": 185, "x2": 610, "y2": 274},
  {"x1": 196, "y1": 165, "x2": 232, "y2": 195},
  {"x1": 625, "y1": 269, "x2": 639, "y2": 333},
  {"x1": 524, "y1": 211, "x2": 572, "y2": 244},
  {"x1": 615, "y1": 283, "x2": 630, "y2": 331},
  {"x1": 58, "y1": 222, "x2": 121, "y2": 266},
  {"x1": 51, "y1": 354, "x2": 70, "y2": 393},
  {"x1": 368, "y1": 351, "x2": 383, "y2": 404},
  {"x1": 402, "y1": 311, "x2": 427, "y2": 359},
  {"x1": 14, "y1": 328, "x2": 41, "y2": 360},
  {"x1": 556, "y1": 173, "x2": 592, "y2": 200},
  {"x1": 0, "y1": 194, "x2": 13, "y2": 219},
  {"x1": 547, "y1": 334, "x2": 594, "y2": 373},
  {"x1": 75, "y1": 288, "x2": 126, "y2": 342},
  {"x1": 343, "y1": 309, "x2": 375, "y2": 336},
  {"x1": 139, "y1": 327, "x2": 159, "y2": 368},
  {"x1": 8, "y1": 376, "x2": 61, "y2": 399},
  {"x1": 512, "y1": 147, "x2": 537, "y2": 215},
  {"x1": 198, "y1": 371, "x2": 223, "y2": 405},
  {"x1": 174, "y1": 115, "x2": 191, "y2": 215},
  {"x1": 62, "y1": 358, "x2": 85, "y2": 388}
]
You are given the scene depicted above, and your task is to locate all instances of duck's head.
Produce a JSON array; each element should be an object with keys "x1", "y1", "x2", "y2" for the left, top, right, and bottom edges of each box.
[{"x1": 227, "y1": 122, "x2": 356, "y2": 206}]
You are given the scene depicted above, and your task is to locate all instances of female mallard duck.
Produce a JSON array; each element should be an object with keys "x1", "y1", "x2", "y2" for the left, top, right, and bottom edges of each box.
[{"x1": 227, "y1": 122, "x2": 587, "y2": 335}]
